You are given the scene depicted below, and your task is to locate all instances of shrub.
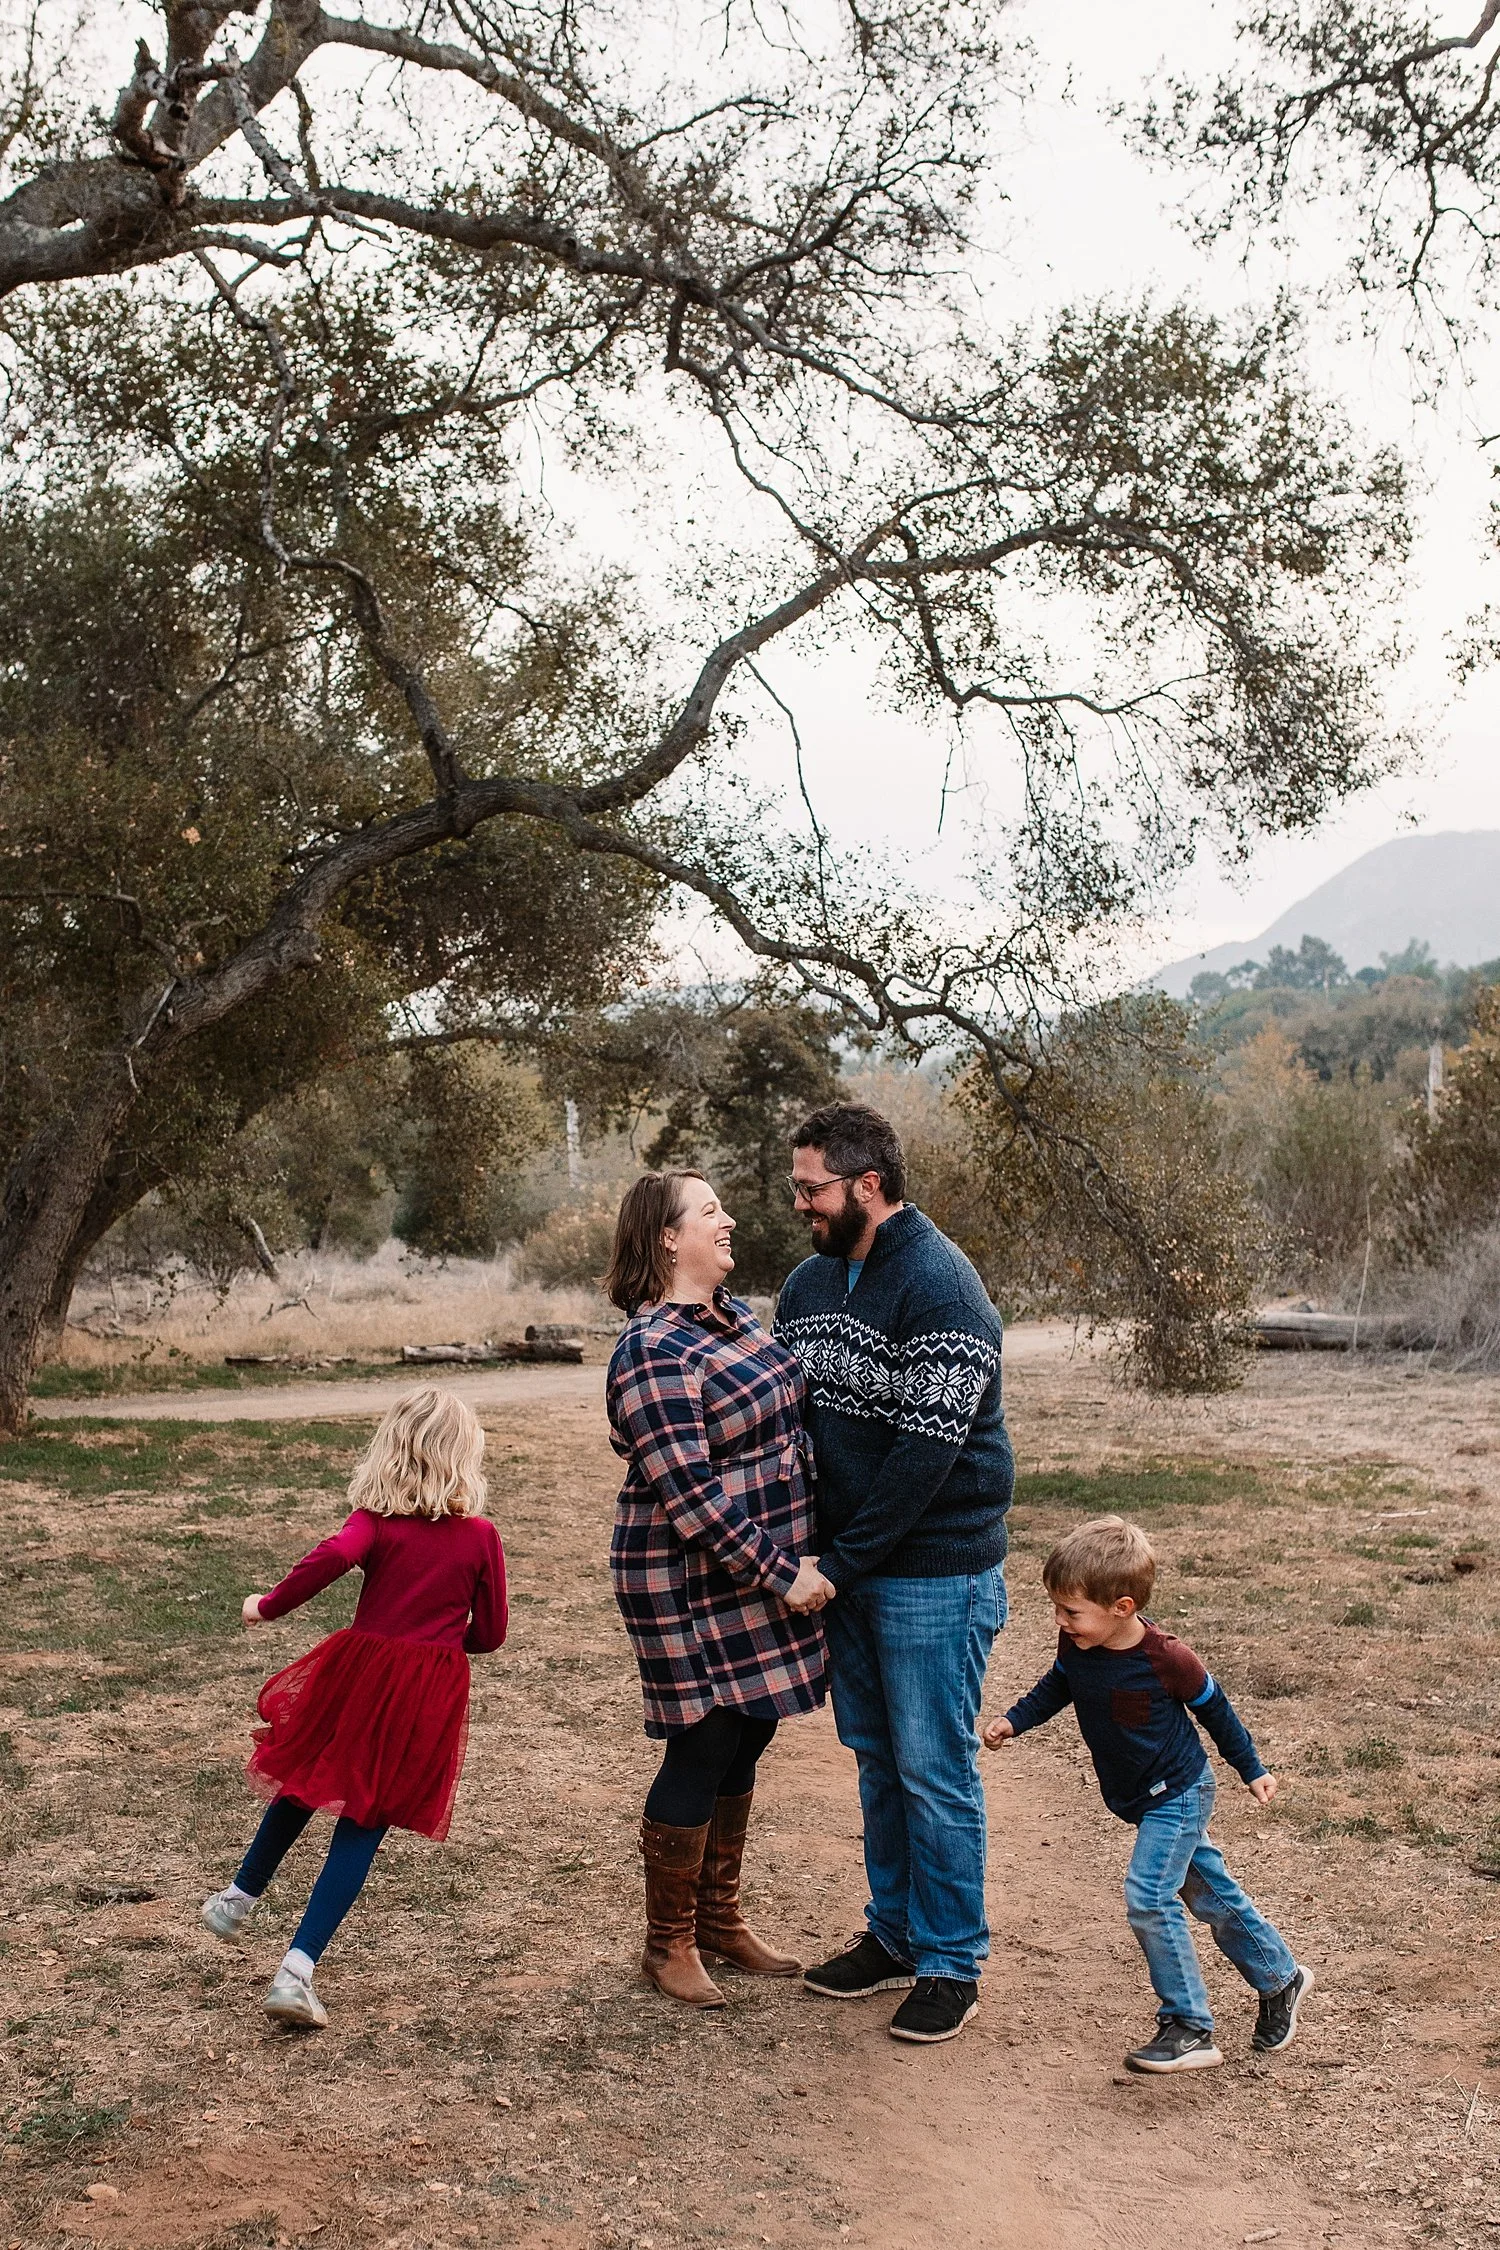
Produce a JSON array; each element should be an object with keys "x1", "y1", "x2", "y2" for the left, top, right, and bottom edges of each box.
[
  {"x1": 959, "y1": 997, "x2": 1257, "y2": 1392},
  {"x1": 517, "y1": 1199, "x2": 618, "y2": 1289},
  {"x1": 1389, "y1": 985, "x2": 1500, "y2": 1261},
  {"x1": 1216, "y1": 1025, "x2": 1398, "y2": 1282}
]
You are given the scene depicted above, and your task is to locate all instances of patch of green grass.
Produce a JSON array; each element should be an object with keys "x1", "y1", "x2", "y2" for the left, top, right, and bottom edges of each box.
[
  {"x1": 0, "y1": 1418, "x2": 364, "y2": 1500},
  {"x1": 1398, "y1": 1802, "x2": 1458, "y2": 1848},
  {"x1": 1017, "y1": 1461, "x2": 1277, "y2": 1517},
  {"x1": 29, "y1": 1357, "x2": 398, "y2": 1400},
  {"x1": 15, "y1": 2076, "x2": 128, "y2": 2159},
  {"x1": 1016, "y1": 1458, "x2": 1424, "y2": 1524},
  {"x1": 1345, "y1": 1735, "x2": 1403, "y2": 1771},
  {"x1": 0, "y1": 1420, "x2": 366, "y2": 1714},
  {"x1": 1318, "y1": 1812, "x2": 1385, "y2": 1841},
  {"x1": 1339, "y1": 1600, "x2": 1379, "y2": 1628}
]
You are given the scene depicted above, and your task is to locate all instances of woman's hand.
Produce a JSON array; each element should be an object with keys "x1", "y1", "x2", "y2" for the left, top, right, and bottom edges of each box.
[
  {"x1": 241, "y1": 1593, "x2": 267, "y2": 1627},
  {"x1": 784, "y1": 1558, "x2": 836, "y2": 1613}
]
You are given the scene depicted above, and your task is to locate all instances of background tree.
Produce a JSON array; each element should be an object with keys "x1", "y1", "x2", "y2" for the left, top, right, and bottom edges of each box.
[
  {"x1": 568, "y1": 994, "x2": 841, "y2": 1289},
  {"x1": 1389, "y1": 983, "x2": 1500, "y2": 1259},
  {"x1": 0, "y1": 462, "x2": 656, "y2": 1341},
  {"x1": 0, "y1": 1, "x2": 1415, "y2": 1421},
  {"x1": 393, "y1": 1048, "x2": 552, "y2": 1261},
  {"x1": 955, "y1": 997, "x2": 1259, "y2": 1392}
]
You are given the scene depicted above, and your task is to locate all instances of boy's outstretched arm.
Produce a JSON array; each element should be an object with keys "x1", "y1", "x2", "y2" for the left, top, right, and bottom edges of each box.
[
  {"x1": 1186, "y1": 1672, "x2": 1272, "y2": 1794},
  {"x1": 984, "y1": 1658, "x2": 1073, "y2": 1749}
]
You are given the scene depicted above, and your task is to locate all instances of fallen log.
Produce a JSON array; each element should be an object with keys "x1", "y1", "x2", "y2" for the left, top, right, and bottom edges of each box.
[
  {"x1": 225, "y1": 1353, "x2": 360, "y2": 1369},
  {"x1": 400, "y1": 1339, "x2": 584, "y2": 1366},
  {"x1": 1249, "y1": 1312, "x2": 1438, "y2": 1353}
]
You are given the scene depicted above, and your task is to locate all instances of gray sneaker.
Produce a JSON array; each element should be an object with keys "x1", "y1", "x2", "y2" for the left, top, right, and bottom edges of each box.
[
  {"x1": 200, "y1": 1890, "x2": 254, "y2": 1942},
  {"x1": 263, "y1": 1967, "x2": 328, "y2": 2030}
]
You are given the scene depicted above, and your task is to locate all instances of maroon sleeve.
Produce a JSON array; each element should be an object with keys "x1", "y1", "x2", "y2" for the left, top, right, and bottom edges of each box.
[
  {"x1": 1141, "y1": 1624, "x2": 1209, "y2": 1704},
  {"x1": 463, "y1": 1520, "x2": 508, "y2": 1654},
  {"x1": 258, "y1": 1510, "x2": 379, "y2": 1621}
]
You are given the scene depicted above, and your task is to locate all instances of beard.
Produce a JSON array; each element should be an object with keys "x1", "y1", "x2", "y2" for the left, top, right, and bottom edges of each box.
[{"x1": 807, "y1": 1183, "x2": 866, "y2": 1261}]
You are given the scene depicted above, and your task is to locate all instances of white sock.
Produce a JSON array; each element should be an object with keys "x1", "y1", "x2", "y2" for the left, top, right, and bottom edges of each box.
[
  {"x1": 281, "y1": 1947, "x2": 316, "y2": 1983},
  {"x1": 223, "y1": 1883, "x2": 257, "y2": 1911}
]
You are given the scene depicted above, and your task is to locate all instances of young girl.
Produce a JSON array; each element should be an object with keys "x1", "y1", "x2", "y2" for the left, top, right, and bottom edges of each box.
[{"x1": 201, "y1": 1386, "x2": 506, "y2": 2029}]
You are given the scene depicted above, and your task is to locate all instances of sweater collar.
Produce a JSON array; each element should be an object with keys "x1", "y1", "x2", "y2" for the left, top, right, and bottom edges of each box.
[{"x1": 861, "y1": 1202, "x2": 929, "y2": 1272}]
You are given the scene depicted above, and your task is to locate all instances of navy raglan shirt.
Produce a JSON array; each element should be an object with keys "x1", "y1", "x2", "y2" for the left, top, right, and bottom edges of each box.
[{"x1": 1005, "y1": 1622, "x2": 1267, "y2": 1823}]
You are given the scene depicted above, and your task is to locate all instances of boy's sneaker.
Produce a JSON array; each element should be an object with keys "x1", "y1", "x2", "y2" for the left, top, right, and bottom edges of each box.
[
  {"x1": 200, "y1": 1889, "x2": 254, "y2": 1942},
  {"x1": 263, "y1": 1967, "x2": 328, "y2": 2031},
  {"x1": 889, "y1": 1976, "x2": 978, "y2": 2045},
  {"x1": 803, "y1": 1932, "x2": 916, "y2": 1998},
  {"x1": 1124, "y1": 2018, "x2": 1223, "y2": 2073},
  {"x1": 1252, "y1": 1964, "x2": 1314, "y2": 2053}
]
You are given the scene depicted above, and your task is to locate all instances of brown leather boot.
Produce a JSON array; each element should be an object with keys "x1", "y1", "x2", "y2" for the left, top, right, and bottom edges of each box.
[
  {"x1": 696, "y1": 1792, "x2": 800, "y2": 1977},
  {"x1": 640, "y1": 1818, "x2": 726, "y2": 2007}
]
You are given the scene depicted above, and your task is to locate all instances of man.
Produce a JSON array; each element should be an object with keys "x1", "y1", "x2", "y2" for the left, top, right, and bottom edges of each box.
[{"x1": 775, "y1": 1102, "x2": 1013, "y2": 2045}]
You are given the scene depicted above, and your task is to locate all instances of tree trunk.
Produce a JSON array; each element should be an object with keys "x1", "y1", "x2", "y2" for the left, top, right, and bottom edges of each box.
[
  {"x1": 32, "y1": 1152, "x2": 167, "y2": 1362},
  {"x1": 0, "y1": 1060, "x2": 141, "y2": 1431}
]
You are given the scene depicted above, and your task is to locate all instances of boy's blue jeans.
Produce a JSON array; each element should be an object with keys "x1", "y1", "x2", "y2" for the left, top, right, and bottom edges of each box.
[
  {"x1": 825, "y1": 1565, "x2": 1005, "y2": 1982},
  {"x1": 1125, "y1": 1772, "x2": 1295, "y2": 2030}
]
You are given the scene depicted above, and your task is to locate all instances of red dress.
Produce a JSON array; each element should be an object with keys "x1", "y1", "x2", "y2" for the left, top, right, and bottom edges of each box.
[{"x1": 247, "y1": 1510, "x2": 507, "y2": 1839}]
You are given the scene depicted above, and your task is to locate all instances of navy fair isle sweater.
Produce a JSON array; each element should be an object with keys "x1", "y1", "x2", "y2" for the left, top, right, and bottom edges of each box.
[
  {"x1": 1005, "y1": 1623, "x2": 1267, "y2": 1823},
  {"x1": 774, "y1": 1204, "x2": 1014, "y2": 1589}
]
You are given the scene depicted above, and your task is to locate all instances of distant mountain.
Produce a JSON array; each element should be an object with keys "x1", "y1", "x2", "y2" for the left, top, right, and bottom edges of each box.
[{"x1": 1149, "y1": 831, "x2": 1500, "y2": 999}]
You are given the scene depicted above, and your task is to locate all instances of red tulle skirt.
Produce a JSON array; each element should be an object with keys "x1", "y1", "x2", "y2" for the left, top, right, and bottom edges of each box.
[{"x1": 247, "y1": 1627, "x2": 471, "y2": 1839}]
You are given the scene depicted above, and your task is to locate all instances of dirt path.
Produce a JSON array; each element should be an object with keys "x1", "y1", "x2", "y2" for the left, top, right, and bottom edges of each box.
[
  {"x1": 32, "y1": 1318, "x2": 1091, "y2": 1425},
  {"x1": 754, "y1": 1712, "x2": 1325, "y2": 2250}
]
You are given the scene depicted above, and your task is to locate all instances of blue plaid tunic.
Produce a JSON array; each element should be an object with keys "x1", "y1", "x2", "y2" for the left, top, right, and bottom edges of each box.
[{"x1": 607, "y1": 1290, "x2": 828, "y2": 1738}]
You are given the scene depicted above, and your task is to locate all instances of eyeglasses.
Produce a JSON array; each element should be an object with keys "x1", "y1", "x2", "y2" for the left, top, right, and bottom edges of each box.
[{"x1": 786, "y1": 1173, "x2": 854, "y2": 1205}]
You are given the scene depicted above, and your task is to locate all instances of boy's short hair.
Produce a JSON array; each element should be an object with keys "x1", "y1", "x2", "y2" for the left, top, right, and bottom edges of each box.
[{"x1": 1042, "y1": 1515, "x2": 1156, "y2": 1610}]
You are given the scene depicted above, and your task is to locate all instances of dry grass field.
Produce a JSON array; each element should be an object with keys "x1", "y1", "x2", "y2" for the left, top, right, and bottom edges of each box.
[
  {"x1": 46, "y1": 1250, "x2": 616, "y2": 1398},
  {"x1": 1, "y1": 1338, "x2": 1499, "y2": 2248}
]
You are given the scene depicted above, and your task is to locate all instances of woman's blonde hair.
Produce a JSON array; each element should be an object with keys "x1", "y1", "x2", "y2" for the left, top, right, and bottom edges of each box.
[{"x1": 346, "y1": 1387, "x2": 487, "y2": 1520}]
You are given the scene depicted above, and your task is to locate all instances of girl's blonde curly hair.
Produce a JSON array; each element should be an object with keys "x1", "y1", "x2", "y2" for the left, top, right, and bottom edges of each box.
[{"x1": 346, "y1": 1387, "x2": 487, "y2": 1520}]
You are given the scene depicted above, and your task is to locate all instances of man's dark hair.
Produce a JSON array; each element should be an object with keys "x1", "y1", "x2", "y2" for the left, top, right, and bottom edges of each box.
[{"x1": 791, "y1": 1103, "x2": 906, "y2": 1202}]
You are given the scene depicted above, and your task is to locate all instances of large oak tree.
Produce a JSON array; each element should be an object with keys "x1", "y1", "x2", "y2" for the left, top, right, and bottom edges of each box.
[{"x1": 0, "y1": 0, "x2": 1411, "y2": 1423}]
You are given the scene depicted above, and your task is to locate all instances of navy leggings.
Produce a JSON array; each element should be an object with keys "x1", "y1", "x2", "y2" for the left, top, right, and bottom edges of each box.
[
  {"x1": 235, "y1": 1796, "x2": 386, "y2": 1964},
  {"x1": 643, "y1": 1708, "x2": 778, "y2": 1827}
]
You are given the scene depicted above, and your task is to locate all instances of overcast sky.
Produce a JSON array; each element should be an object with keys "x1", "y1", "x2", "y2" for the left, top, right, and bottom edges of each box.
[{"x1": 705, "y1": 0, "x2": 1500, "y2": 973}]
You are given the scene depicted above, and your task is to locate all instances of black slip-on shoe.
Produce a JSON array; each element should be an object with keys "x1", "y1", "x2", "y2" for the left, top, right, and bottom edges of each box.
[
  {"x1": 1124, "y1": 2018, "x2": 1223, "y2": 2073},
  {"x1": 1252, "y1": 1963, "x2": 1314, "y2": 2053},
  {"x1": 888, "y1": 1976, "x2": 979, "y2": 2044},
  {"x1": 803, "y1": 1932, "x2": 917, "y2": 1999}
]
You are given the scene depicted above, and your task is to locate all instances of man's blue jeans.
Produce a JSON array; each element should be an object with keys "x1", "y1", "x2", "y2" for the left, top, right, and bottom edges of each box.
[
  {"x1": 1125, "y1": 1772, "x2": 1296, "y2": 2030},
  {"x1": 825, "y1": 1566, "x2": 1005, "y2": 1982}
]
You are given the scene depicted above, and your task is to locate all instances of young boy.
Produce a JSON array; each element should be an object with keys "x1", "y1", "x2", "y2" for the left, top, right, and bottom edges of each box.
[{"x1": 983, "y1": 1515, "x2": 1311, "y2": 2073}]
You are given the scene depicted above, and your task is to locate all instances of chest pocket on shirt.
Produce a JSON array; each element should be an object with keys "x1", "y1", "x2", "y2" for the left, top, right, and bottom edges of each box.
[{"x1": 1111, "y1": 1688, "x2": 1153, "y2": 1728}]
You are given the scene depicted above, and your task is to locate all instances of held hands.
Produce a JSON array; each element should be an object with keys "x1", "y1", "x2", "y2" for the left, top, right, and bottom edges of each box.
[
  {"x1": 241, "y1": 1594, "x2": 267, "y2": 1627},
  {"x1": 784, "y1": 1558, "x2": 836, "y2": 1614},
  {"x1": 1247, "y1": 1772, "x2": 1278, "y2": 1806},
  {"x1": 981, "y1": 1715, "x2": 1014, "y2": 1751}
]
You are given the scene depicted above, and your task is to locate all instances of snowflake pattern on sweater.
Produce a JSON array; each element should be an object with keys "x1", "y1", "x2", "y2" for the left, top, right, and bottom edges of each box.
[{"x1": 773, "y1": 1310, "x2": 1000, "y2": 1444}]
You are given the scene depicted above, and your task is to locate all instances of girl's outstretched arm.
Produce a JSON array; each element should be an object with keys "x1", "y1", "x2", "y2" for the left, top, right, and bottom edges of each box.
[{"x1": 256, "y1": 1511, "x2": 379, "y2": 1622}]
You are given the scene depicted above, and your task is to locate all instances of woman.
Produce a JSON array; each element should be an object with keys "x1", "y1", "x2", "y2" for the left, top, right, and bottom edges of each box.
[{"x1": 605, "y1": 1169, "x2": 829, "y2": 2009}]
